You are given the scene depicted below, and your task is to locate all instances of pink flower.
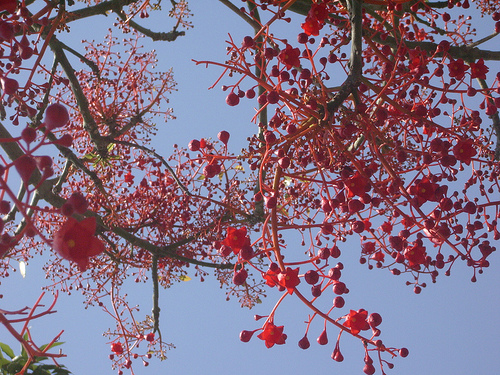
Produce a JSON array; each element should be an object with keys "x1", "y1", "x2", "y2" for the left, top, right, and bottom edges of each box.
[{"x1": 53, "y1": 217, "x2": 105, "y2": 271}]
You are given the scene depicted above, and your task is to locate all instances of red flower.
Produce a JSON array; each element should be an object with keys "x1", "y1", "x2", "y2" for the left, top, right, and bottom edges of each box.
[
  {"x1": 453, "y1": 139, "x2": 477, "y2": 165},
  {"x1": 404, "y1": 243, "x2": 427, "y2": 268},
  {"x1": 277, "y1": 267, "x2": 300, "y2": 294},
  {"x1": 257, "y1": 322, "x2": 286, "y2": 348},
  {"x1": 263, "y1": 264, "x2": 280, "y2": 287},
  {"x1": 53, "y1": 217, "x2": 105, "y2": 271},
  {"x1": 111, "y1": 342, "x2": 124, "y2": 355},
  {"x1": 223, "y1": 226, "x2": 249, "y2": 254},
  {"x1": 343, "y1": 309, "x2": 370, "y2": 334},
  {"x1": 469, "y1": 59, "x2": 489, "y2": 79},
  {"x1": 301, "y1": 16, "x2": 321, "y2": 36},
  {"x1": 278, "y1": 44, "x2": 301, "y2": 70},
  {"x1": 309, "y1": 3, "x2": 329, "y2": 22},
  {"x1": 447, "y1": 58, "x2": 469, "y2": 80},
  {"x1": 301, "y1": 3, "x2": 329, "y2": 36},
  {"x1": 345, "y1": 172, "x2": 369, "y2": 197},
  {"x1": 411, "y1": 177, "x2": 440, "y2": 204}
]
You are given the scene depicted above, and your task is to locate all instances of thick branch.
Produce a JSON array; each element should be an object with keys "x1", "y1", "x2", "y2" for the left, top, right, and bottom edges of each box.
[
  {"x1": 326, "y1": 0, "x2": 363, "y2": 116},
  {"x1": 48, "y1": 37, "x2": 109, "y2": 157}
]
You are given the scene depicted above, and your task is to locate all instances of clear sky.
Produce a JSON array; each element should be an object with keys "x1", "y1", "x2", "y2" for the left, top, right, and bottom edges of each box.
[{"x1": 1, "y1": 1, "x2": 500, "y2": 375}]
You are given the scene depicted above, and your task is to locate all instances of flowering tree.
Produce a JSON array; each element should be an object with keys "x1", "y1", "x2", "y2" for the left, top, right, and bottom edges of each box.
[{"x1": 0, "y1": 0, "x2": 499, "y2": 374}]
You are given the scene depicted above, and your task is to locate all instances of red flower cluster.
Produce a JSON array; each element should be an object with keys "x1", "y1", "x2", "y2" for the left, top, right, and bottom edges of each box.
[
  {"x1": 263, "y1": 265, "x2": 300, "y2": 294},
  {"x1": 223, "y1": 226, "x2": 250, "y2": 254},
  {"x1": 343, "y1": 309, "x2": 370, "y2": 335},
  {"x1": 301, "y1": 3, "x2": 329, "y2": 36},
  {"x1": 53, "y1": 217, "x2": 105, "y2": 271},
  {"x1": 257, "y1": 322, "x2": 286, "y2": 348}
]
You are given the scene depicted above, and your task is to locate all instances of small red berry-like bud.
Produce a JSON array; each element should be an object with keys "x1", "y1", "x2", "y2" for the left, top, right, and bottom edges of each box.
[
  {"x1": 218, "y1": 130, "x2": 230, "y2": 145},
  {"x1": 317, "y1": 329, "x2": 328, "y2": 345},
  {"x1": 14, "y1": 155, "x2": 36, "y2": 184},
  {"x1": 330, "y1": 246, "x2": 341, "y2": 258},
  {"x1": 55, "y1": 134, "x2": 73, "y2": 147},
  {"x1": 332, "y1": 349, "x2": 344, "y2": 362},
  {"x1": 317, "y1": 247, "x2": 330, "y2": 259},
  {"x1": 297, "y1": 32, "x2": 308, "y2": 44},
  {"x1": 328, "y1": 267, "x2": 341, "y2": 281},
  {"x1": 145, "y1": 332, "x2": 155, "y2": 342},
  {"x1": 226, "y1": 92, "x2": 240, "y2": 106},
  {"x1": 219, "y1": 244, "x2": 232, "y2": 257},
  {"x1": 233, "y1": 268, "x2": 248, "y2": 285},
  {"x1": 333, "y1": 296, "x2": 345, "y2": 308},
  {"x1": 266, "y1": 90, "x2": 280, "y2": 104},
  {"x1": 34, "y1": 156, "x2": 53, "y2": 172},
  {"x1": 304, "y1": 270, "x2": 319, "y2": 285},
  {"x1": 67, "y1": 192, "x2": 88, "y2": 214},
  {"x1": 44, "y1": 103, "x2": 70, "y2": 130},
  {"x1": 240, "y1": 330, "x2": 254, "y2": 342},
  {"x1": 265, "y1": 195, "x2": 277, "y2": 209},
  {"x1": 399, "y1": 347, "x2": 409, "y2": 357},
  {"x1": 363, "y1": 363, "x2": 375, "y2": 375},
  {"x1": 188, "y1": 139, "x2": 200, "y2": 151},
  {"x1": 1, "y1": 76, "x2": 18, "y2": 95},
  {"x1": 264, "y1": 130, "x2": 277, "y2": 144},
  {"x1": 278, "y1": 156, "x2": 290, "y2": 169},
  {"x1": 21, "y1": 127, "x2": 37, "y2": 144},
  {"x1": 239, "y1": 245, "x2": 254, "y2": 261},
  {"x1": 352, "y1": 220, "x2": 365, "y2": 233},
  {"x1": 368, "y1": 312, "x2": 382, "y2": 328},
  {"x1": 298, "y1": 335, "x2": 310, "y2": 349},
  {"x1": 462, "y1": 201, "x2": 476, "y2": 214},
  {"x1": 332, "y1": 281, "x2": 346, "y2": 295},
  {"x1": 203, "y1": 164, "x2": 218, "y2": 178},
  {"x1": 242, "y1": 36, "x2": 255, "y2": 48},
  {"x1": 311, "y1": 284, "x2": 322, "y2": 297},
  {"x1": 245, "y1": 88, "x2": 256, "y2": 99}
]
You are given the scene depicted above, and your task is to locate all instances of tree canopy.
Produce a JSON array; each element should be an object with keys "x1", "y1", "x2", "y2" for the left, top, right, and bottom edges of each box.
[{"x1": 0, "y1": 0, "x2": 499, "y2": 374}]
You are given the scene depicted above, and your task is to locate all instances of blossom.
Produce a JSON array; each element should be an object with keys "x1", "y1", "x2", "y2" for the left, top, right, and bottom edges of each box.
[
  {"x1": 301, "y1": 16, "x2": 321, "y2": 36},
  {"x1": 111, "y1": 342, "x2": 124, "y2": 355},
  {"x1": 257, "y1": 322, "x2": 286, "y2": 348},
  {"x1": 453, "y1": 139, "x2": 477, "y2": 165},
  {"x1": 411, "y1": 177, "x2": 441, "y2": 205},
  {"x1": 53, "y1": 216, "x2": 105, "y2": 271},
  {"x1": 277, "y1": 267, "x2": 300, "y2": 294},
  {"x1": 469, "y1": 59, "x2": 489, "y2": 79},
  {"x1": 343, "y1": 309, "x2": 370, "y2": 334},
  {"x1": 345, "y1": 172, "x2": 369, "y2": 197},
  {"x1": 278, "y1": 44, "x2": 301, "y2": 70},
  {"x1": 301, "y1": 3, "x2": 329, "y2": 36},
  {"x1": 262, "y1": 263, "x2": 280, "y2": 287},
  {"x1": 447, "y1": 58, "x2": 469, "y2": 80},
  {"x1": 222, "y1": 226, "x2": 249, "y2": 254},
  {"x1": 404, "y1": 243, "x2": 427, "y2": 268}
]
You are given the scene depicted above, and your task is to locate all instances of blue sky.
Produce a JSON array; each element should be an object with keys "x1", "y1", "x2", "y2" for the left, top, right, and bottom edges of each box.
[{"x1": 1, "y1": 1, "x2": 500, "y2": 374}]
